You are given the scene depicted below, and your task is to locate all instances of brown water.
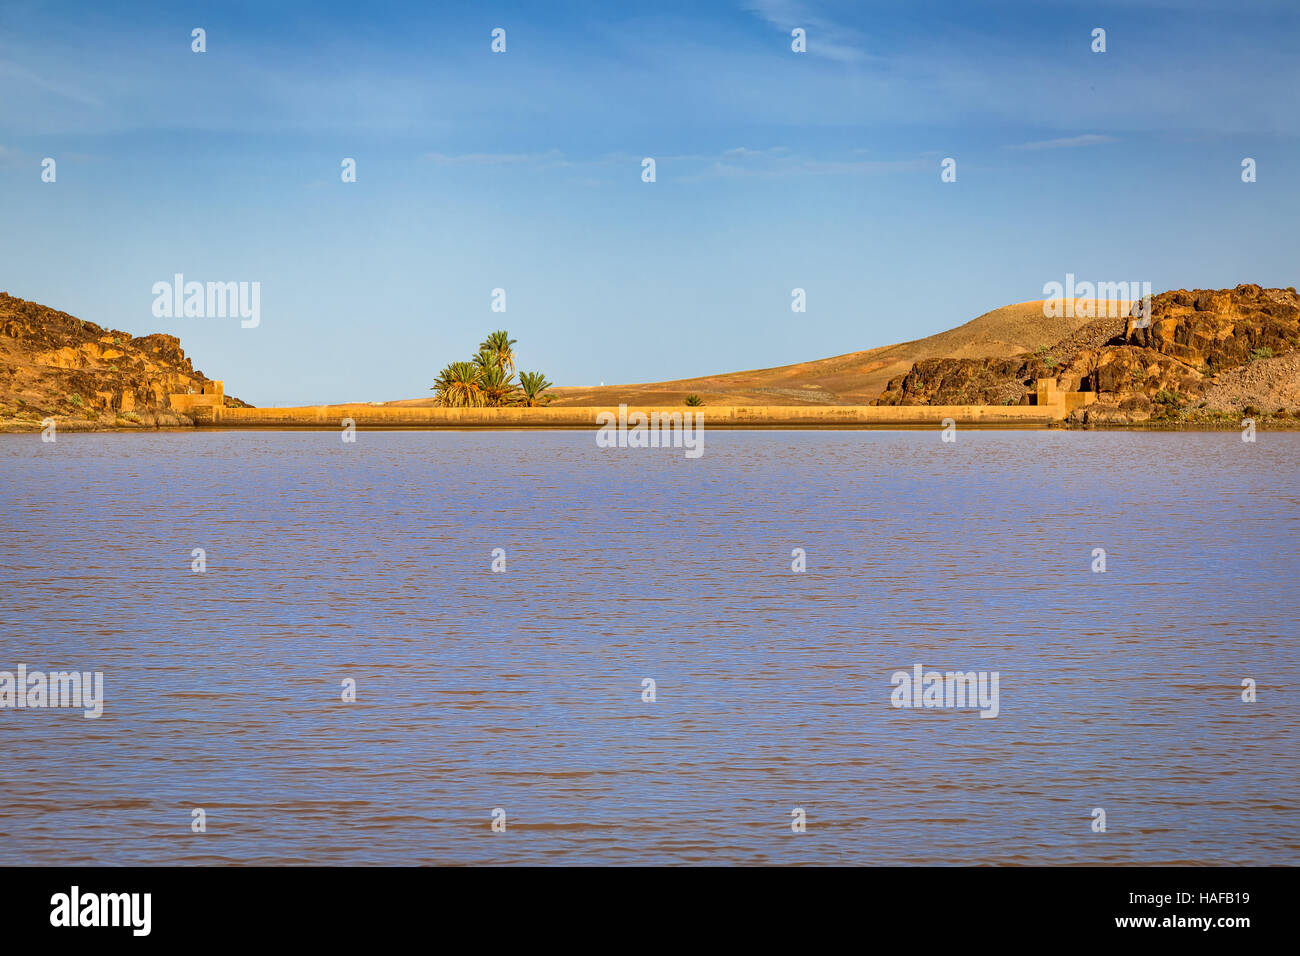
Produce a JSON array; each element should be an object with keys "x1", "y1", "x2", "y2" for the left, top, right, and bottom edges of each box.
[{"x1": 1, "y1": 430, "x2": 1296, "y2": 864}]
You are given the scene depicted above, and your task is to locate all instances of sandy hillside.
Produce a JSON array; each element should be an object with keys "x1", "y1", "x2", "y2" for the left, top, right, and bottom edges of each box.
[{"x1": 539, "y1": 299, "x2": 1126, "y2": 407}]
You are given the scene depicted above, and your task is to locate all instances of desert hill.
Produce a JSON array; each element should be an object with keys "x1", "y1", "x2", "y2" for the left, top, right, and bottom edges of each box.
[
  {"x1": 544, "y1": 299, "x2": 1120, "y2": 407},
  {"x1": 0, "y1": 292, "x2": 248, "y2": 431},
  {"x1": 876, "y1": 284, "x2": 1300, "y2": 424}
]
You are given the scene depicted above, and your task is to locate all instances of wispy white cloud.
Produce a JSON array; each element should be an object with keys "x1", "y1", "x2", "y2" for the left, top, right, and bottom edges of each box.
[
  {"x1": 741, "y1": 0, "x2": 868, "y2": 64},
  {"x1": 418, "y1": 145, "x2": 924, "y2": 181},
  {"x1": 721, "y1": 146, "x2": 793, "y2": 159},
  {"x1": 680, "y1": 147, "x2": 929, "y2": 181},
  {"x1": 423, "y1": 150, "x2": 570, "y2": 167},
  {"x1": 0, "y1": 58, "x2": 103, "y2": 108},
  {"x1": 1007, "y1": 134, "x2": 1119, "y2": 151}
]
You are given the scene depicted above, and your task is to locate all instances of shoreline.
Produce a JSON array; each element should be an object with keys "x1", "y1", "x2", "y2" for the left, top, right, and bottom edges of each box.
[{"x1": 3, "y1": 405, "x2": 1296, "y2": 433}]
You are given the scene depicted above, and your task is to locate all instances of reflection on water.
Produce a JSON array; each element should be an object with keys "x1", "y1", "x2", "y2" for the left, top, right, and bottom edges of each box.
[{"x1": 1, "y1": 430, "x2": 1296, "y2": 864}]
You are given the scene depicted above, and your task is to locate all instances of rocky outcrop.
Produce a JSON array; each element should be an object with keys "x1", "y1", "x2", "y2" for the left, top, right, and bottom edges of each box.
[
  {"x1": 874, "y1": 285, "x2": 1300, "y2": 424},
  {"x1": 874, "y1": 313, "x2": 1130, "y2": 407},
  {"x1": 0, "y1": 292, "x2": 248, "y2": 430},
  {"x1": 1126, "y1": 285, "x2": 1300, "y2": 369},
  {"x1": 874, "y1": 356, "x2": 1042, "y2": 407}
]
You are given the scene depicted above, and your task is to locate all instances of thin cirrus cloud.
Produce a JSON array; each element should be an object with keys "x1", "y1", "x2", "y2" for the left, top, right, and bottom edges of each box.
[
  {"x1": 423, "y1": 150, "x2": 571, "y2": 167},
  {"x1": 741, "y1": 0, "x2": 869, "y2": 63},
  {"x1": 680, "y1": 147, "x2": 930, "y2": 181},
  {"x1": 1007, "y1": 134, "x2": 1120, "y2": 151},
  {"x1": 0, "y1": 57, "x2": 103, "y2": 109},
  {"x1": 418, "y1": 146, "x2": 925, "y2": 180}
]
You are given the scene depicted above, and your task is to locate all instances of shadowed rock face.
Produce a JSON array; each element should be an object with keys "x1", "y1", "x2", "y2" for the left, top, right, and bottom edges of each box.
[
  {"x1": 874, "y1": 285, "x2": 1300, "y2": 423},
  {"x1": 0, "y1": 292, "x2": 248, "y2": 429},
  {"x1": 874, "y1": 356, "x2": 1041, "y2": 407}
]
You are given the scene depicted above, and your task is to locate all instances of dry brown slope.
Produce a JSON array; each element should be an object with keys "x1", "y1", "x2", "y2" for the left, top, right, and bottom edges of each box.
[{"x1": 544, "y1": 299, "x2": 1121, "y2": 407}]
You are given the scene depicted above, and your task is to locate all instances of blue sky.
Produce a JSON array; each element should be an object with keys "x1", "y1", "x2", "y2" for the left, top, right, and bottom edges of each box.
[{"x1": 1, "y1": 0, "x2": 1297, "y2": 405}]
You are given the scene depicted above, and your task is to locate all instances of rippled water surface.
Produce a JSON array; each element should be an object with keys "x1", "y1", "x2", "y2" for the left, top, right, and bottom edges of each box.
[{"x1": 1, "y1": 430, "x2": 1297, "y2": 865}]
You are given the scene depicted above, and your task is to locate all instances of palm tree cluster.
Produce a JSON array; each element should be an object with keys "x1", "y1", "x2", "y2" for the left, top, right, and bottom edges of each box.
[{"x1": 431, "y1": 331, "x2": 554, "y2": 408}]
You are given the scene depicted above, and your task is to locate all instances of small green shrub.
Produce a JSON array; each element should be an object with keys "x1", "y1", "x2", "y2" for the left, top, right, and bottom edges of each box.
[
  {"x1": 1250, "y1": 347, "x2": 1275, "y2": 362},
  {"x1": 69, "y1": 393, "x2": 84, "y2": 407},
  {"x1": 684, "y1": 394, "x2": 703, "y2": 407}
]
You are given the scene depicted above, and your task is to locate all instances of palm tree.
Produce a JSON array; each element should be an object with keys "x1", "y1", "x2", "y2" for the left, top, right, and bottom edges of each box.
[
  {"x1": 432, "y1": 361, "x2": 484, "y2": 407},
  {"x1": 517, "y1": 371, "x2": 553, "y2": 407},
  {"x1": 478, "y1": 330, "x2": 517, "y2": 377},
  {"x1": 478, "y1": 363, "x2": 518, "y2": 407},
  {"x1": 431, "y1": 366, "x2": 450, "y2": 399},
  {"x1": 434, "y1": 332, "x2": 549, "y2": 409}
]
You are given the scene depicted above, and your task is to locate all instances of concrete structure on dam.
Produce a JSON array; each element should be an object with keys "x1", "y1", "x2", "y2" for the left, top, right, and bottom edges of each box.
[
  {"x1": 176, "y1": 378, "x2": 1092, "y2": 429},
  {"x1": 170, "y1": 379, "x2": 225, "y2": 415}
]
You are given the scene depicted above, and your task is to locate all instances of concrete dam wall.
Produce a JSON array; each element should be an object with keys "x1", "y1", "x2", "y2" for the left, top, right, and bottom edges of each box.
[
  {"x1": 188, "y1": 403, "x2": 1061, "y2": 429},
  {"x1": 179, "y1": 379, "x2": 1085, "y2": 429}
]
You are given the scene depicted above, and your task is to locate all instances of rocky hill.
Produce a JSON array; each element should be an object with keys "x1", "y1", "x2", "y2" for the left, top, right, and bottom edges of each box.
[
  {"x1": 874, "y1": 284, "x2": 1300, "y2": 425},
  {"x1": 0, "y1": 292, "x2": 247, "y2": 430}
]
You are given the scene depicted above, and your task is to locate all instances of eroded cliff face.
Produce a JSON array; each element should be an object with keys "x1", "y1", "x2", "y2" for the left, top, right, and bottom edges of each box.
[
  {"x1": 0, "y1": 292, "x2": 248, "y2": 430},
  {"x1": 874, "y1": 285, "x2": 1300, "y2": 424}
]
